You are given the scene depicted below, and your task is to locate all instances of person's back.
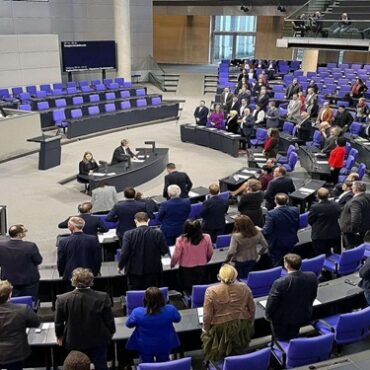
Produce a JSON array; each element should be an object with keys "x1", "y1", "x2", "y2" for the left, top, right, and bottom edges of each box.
[
  {"x1": 163, "y1": 164, "x2": 193, "y2": 198},
  {"x1": 265, "y1": 254, "x2": 318, "y2": 340},
  {"x1": 0, "y1": 280, "x2": 40, "y2": 367},
  {"x1": 55, "y1": 288, "x2": 115, "y2": 350},
  {"x1": 0, "y1": 240, "x2": 42, "y2": 287},
  {"x1": 265, "y1": 168, "x2": 295, "y2": 210},
  {"x1": 238, "y1": 191, "x2": 264, "y2": 227},
  {"x1": 91, "y1": 185, "x2": 118, "y2": 213}
]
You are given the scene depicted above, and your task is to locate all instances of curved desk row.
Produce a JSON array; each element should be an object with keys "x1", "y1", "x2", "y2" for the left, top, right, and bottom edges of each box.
[
  {"x1": 65, "y1": 102, "x2": 179, "y2": 138},
  {"x1": 27, "y1": 272, "x2": 365, "y2": 369},
  {"x1": 298, "y1": 146, "x2": 331, "y2": 180},
  {"x1": 180, "y1": 124, "x2": 241, "y2": 158}
]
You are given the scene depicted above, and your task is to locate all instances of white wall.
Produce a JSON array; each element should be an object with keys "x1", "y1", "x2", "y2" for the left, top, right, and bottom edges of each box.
[{"x1": 0, "y1": 34, "x2": 61, "y2": 88}]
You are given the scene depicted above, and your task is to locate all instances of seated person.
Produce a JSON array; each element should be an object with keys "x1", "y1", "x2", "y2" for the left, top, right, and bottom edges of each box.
[
  {"x1": 194, "y1": 100, "x2": 209, "y2": 126},
  {"x1": 77, "y1": 152, "x2": 99, "y2": 189},
  {"x1": 209, "y1": 104, "x2": 224, "y2": 129},
  {"x1": 333, "y1": 105, "x2": 353, "y2": 130},
  {"x1": 111, "y1": 139, "x2": 136, "y2": 165}
]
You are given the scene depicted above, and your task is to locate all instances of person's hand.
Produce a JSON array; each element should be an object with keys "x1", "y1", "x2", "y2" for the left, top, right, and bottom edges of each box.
[
  {"x1": 330, "y1": 167, "x2": 334, "y2": 171},
  {"x1": 57, "y1": 337, "x2": 63, "y2": 346},
  {"x1": 117, "y1": 268, "x2": 123, "y2": 275}
]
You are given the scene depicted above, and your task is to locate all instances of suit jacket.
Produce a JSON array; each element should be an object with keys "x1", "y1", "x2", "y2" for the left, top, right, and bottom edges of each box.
[
  {"x1": 194, "y1": 106, "x2": 209, "y2": 126},
  {"x1": 111, "y1": 146, "x2": 135, "y2": 165},
  {"x1": 265, "y1": 271, "x2": 318, "y2": 325},
  {"x1": 264, "y1": 176, "x2": 296, "y2": 210},
  {"x1": 337, "y1": 190, "x2": 354, "y2": 207},
  {"x1": 200, "y1": 196, "x2": 229, "y2": 232},
  {"x1": 262, "y1": 206, "x2": 300, "y2": 260},
  {"x1": 55, "y1": 288, "x2": 116, "y2": 350},
  {"x1": 118, "y1": 225, "x2": 168, "y2": 275},
  {"x1": 163, "y1": 171, "x2": 193, "y2": 199},
  {"x1": 238, "y1": 191, "x2": 264, "y2": 227},
  {"x1": 287, "y1": 100, "x2": 301, "y2": 121},
  {"x1": 158, "y1": 198, "x2": 191, "y2": 238},
  {"x1": 285, "y1": 83, "x2": 301, "y2": 99},
  {"x1": 257, "y1": 94, "x2": 269, "y2": 111},
  {"x1": 78, "y1": 160, "x2": 99, "y2": 176},
  {"x1": 321, "y1": 135, "x2": 338, "y2": 155},
  {"x1": 0, "y1": 239, "x2": 42, "y2": 285},
  {"x1": 308, "y1": 200, "x2": 341, "y2": 240},
  {"x1": 297, "y1": 117, "x2": 312, "y2": 142},
  {"x1": 91, "y1": 185, "x2": 118, "y2": 213},
  {"x1": 106, "y1": 199, "x2": 148, "y2": 237},
  {"x1": 58, "y1": 213, "x2": 109, "y2": 236},
  {"x1": 241, "y1": 115, "x2": 255, "y2": 137},
  {"x1": 57, "y1": 232, "x2": 102, "y2": 280},
  {"x1": 333, "y1": 110, "x2": 353, "y2": 128},
  {"x1": 0, "y1": 303, "x2": 40, "y2": 364},
  {"x1": 226, "y1": 115, "x2": 239, "y2": 134},
  {"x1": 339, "y1": 193, "x2": 370, "y2": 234},
  {"x1": 266, "y1": 107, "x2": 279, "y2": 128},
  {"x1": 221, "y1": 92, "x2": 234, "y2": 109},
  {"x1": 229, "y1": 101, "x2": 240, "y2": 114}
]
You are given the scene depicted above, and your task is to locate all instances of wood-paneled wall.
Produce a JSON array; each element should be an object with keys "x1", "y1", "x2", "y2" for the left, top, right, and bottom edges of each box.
[
  {"x1": 255, "y1": 16, "x2": 292, "y2": 60},
  {"x1": 153, "y1": 15, "x2": 210, "y2": 64}
]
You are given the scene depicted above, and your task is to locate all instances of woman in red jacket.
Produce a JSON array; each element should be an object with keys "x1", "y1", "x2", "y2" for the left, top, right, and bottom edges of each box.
[
  {"x1": 263, "y1": 128, "x2": 280, "y2": 159},
  {"x1": 328, "y1": 136, "x2": 346, "y2": 184}
]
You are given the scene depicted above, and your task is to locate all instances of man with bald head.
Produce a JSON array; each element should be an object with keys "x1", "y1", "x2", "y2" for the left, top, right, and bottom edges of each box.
[
  {"x1": 0, "y1": 224, "x2": 42, "y2": 300},
  {"x1": 57, "y1": 217, "x2": 102, "y2": 282},
  {"x1": 308, "y1": 188, "x2": 342, "y2": 256}
]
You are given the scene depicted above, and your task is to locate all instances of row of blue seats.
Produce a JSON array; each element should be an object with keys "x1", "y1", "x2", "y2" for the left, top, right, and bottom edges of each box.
[{"x1": 0, "y1": 77, "x2": 132, "y2": 101}]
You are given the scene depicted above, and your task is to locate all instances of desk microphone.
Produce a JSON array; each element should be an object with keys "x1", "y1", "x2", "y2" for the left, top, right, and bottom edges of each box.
[{"x1": 144, "y1": 141, "x2": 156, "y2": 155}]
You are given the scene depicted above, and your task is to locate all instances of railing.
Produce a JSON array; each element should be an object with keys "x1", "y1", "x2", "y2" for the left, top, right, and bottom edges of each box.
[{"x1": 135, "y1": 55, "x2": 167, "y2": 91}]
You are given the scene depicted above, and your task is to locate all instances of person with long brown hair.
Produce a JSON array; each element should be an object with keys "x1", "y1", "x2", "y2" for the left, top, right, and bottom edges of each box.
[
  {"x1": 77, "y1": 151, "x2": 99, "y2": 192},
  {"x1": 226, "y1": 215, "x2": 268, "y2": 278},
  {"x1": 171, "y1": 219, "x2": 213, "y2": 293},
  {"x1": 126, "y1": 287, "x2": 181, "y2": 363},
  {"x1": 263, "y1": 128, "x2": 280, "y2": 159}
]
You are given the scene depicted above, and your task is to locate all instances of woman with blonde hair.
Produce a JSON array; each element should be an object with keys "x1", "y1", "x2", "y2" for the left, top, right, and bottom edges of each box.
[
  {"x1": 77, "y1": 151, "x2": 99, "y2": 192},
  {"x1": 202, "y1": 264, "x2": 255, "y2": 362},
  {"x1": 226, "y1": 110, "x2": 239, "y2": 134}
]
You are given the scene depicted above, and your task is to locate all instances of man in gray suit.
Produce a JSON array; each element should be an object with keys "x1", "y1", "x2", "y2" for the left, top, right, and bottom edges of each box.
[
  {"x1": 0, "y1": 280, "x2": 40, "y2": 370},
  {"x1": 91, "y1": 182, "x2": 118, "y2": 213}
]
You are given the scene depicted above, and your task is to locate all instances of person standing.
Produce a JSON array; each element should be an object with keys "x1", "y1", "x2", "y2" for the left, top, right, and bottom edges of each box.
[
  {"x1": 194, "y1": 100, "x2": 209, "y2": 126},
  {"x1": 359, "y1": 258, "x2": 370, "y2": 305},
  {"x1": 55, "y1": 268, "x2": 116, "y2": 370},
  {"x1": 118, "y1": 212, "x2": 169, "y2": 290},
  {"x1": 265, "y1": 254, "x2": 318, "y2": 340},
  {"x1": 226, "y1": 215, "x2": 268, "y2": 278},
  {"x1": 126, "y1": 287, "x2": 181, "y2": 363},
  {"x1": 339, "y1": 181, "x2": 370, "y2": 249},
  {"x1": 0, "y1": 225, "x2": 42, "y2": 301},
  {"x1": 0, "y1": 280, "x2": 40, "y2": 370},
  {"x1": 209, "y1": 104, "x2": 224, "y2": 129},
  {"x1": 106, "y1": 187, "x2": 148, "y2": 240},
  {"x1": 91, "y1": 182, "x2": 118, "y2": 214},
  {"x1": 58, "y1": 202, "x2": 109, "y2": 237},
  {"x1": 163, "y1": 163, "x2": 193, "y2": 199},
  {"x1": 57, "y1": 217, "x2": 102, "y2": 282},
  {"x1": 262, "y1": 193, "x2": 300, "y2": 266},
  {"x1": 159, "y1": 185, "x2": 191, "y2": 246},
  {"x1": 63, "y1": 351, "x2": 91, "y2": 370},
  {"x1": 264, "y1": 167, "x2": 296, "y2": 210},
  {"x1": 308, "y1": 188, "x2": 342, "y2": 256},
  {"x1": 328, "y1": 137, "x2": 346, "y2": 185},
  {"x1": 202, "y1": 264, "x2": 255, "y2": 362},
  {"x1": 200, "y1": 184, "x2": 229, "y2": 242},
  {"x1": 170, "y1": 220, "x2": 213, "y2": 293},
  {"x1": 263, "y1": 128, "x2": 280, "y2": 159}
]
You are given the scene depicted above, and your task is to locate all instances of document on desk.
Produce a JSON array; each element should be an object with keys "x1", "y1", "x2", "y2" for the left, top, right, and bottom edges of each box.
[
  {"x1": 197, "y1": 307, "x2": 204, "y2": 324},
  {"x1": 237, "y1": 174, "x2": 249, "y2": 179},
  {"x1": 93, "y1": 173, "x2": 106, "y2": 177},
  {"x1": 137, "y1": 155, "x2": 146, "y2": 159},
  {"x1": 188, "y1": 191, "x2": 199, "y2": 197},
  {"x1": 107, "y1": 172, "x2": 116, "y2": 176},
  {"x1": 316, "y1": 160, "x2": 328, "y2": 164},
  {"x1": 299, "y1": 187, "x2": 315, "y2": 193},
  {"x1": 131, "y1": 158, "x2": 145, "y2": 163},
  {"x1": 161, "y1": 257, "x2": 171, "y2": 266},
  {"x1": 98, "y1": 229, "x2": 117, "y2": 243},
  {"x1": 242, "y1": 169, "x2": 257, "y2": 175},
  {"x1": 253, "y1": 153, "x2": 265, "y2": 157}
]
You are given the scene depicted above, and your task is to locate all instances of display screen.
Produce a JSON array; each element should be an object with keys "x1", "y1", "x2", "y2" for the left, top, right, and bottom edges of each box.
[{"x1": 61, "y1": 41, "x2": 116, "y2": 72}]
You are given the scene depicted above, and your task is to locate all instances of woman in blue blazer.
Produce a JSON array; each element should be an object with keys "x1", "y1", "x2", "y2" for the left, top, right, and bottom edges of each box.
[{"x1": 126, "y1": 287, "x2": 182, "y2": 363}]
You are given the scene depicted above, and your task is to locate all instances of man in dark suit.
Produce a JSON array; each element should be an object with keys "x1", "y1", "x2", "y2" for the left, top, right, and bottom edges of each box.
[
  {"x1": 0, "y1": 224, "x2": 42, "y2": 300},
  {"x1": 163, "y1": 163, "x2": 193, "y2": 199},
  {"x1": 308, "y1": 188, "x2": 342, "y2": 256},
  {"x1": 229, "y1": 96, "x2": 240, "y2": 114},
  {"x1": 57, "y1": 217, "x2": 102, "y2": 281},
  {"x1": 265, "y1": 253, "x2": 318, "y2": 340},
  {"x1": 335, "y1": 180, "x2": 354, "y2": 208},
  {"x1": 285, "y1": 78, "x2": 301, "y2": 99},
  {"x1": 296, "y1": 111, "x2": 312, "y2": 144},
  {"x1": 55, "y1": 268, "x2": 116, "y2": 370},
  {"x1": 256, "y1": 88, "x2": 269, "y2": 111},
  {"x1": 264, "y1": 167, "x2": 296, "y2": 210},
  {"x1": 333, "y1": 105, "x2": 354, "y2": 130},
  {"x1": 111, "y1": 139, "x2": 136, "y2": 165},
  {"x1": 0, "y1": 280, "x2": 40, "y2": 370},
  {"x1": 106, "y1": 187, "x2": 149, "y2": 239},
  {"x1": 58, "y1": 202, "x2": 108, "y2": 236},
  {"x1": 118, "y1": 212, "x2": 169, "y2": 290},
  {"x1": 200, "y1": 184, "x2": 229, "y2": 243},
  {"x1": 220, "y1": 88, "x2": 234, "y2": 112},
  {"x1": 262, "y1": 193, "x2": 300, "y2": 265},
  {"x1": 194, "y1": 100, "x2": 209, "y2": 126},
  {"x1": 359, "y1": 257, "x2": 370, "y2": 305},
  {"x1": 339, "y1": 181, "x2": 370, "y2": 249},
  {"x1": 159, "y1": 185, "x2": 191, "y2": 246}
]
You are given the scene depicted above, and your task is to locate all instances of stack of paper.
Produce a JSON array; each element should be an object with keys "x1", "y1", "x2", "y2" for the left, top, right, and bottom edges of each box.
[{"x1": 197, "y1": 307, "x2": 204, "y2": 324}]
